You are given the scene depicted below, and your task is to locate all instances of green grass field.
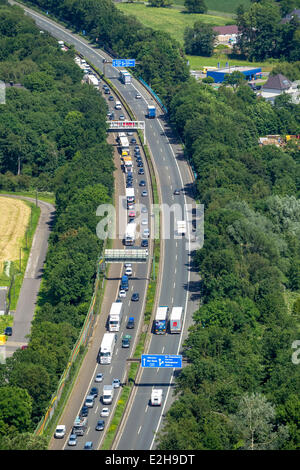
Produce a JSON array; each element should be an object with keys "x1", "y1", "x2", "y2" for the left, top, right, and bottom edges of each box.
[
  {"x1": 117, "y1": 3, "x2": 232, "y2": 45},
  {"x1": 171, "y1": 0, "x2": 250, "y2": 14},
  {"x1": 187, "y1": 54, "x2": 275, "y2": 72}
]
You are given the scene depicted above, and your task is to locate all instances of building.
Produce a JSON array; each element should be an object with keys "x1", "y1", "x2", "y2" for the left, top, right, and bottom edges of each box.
[
  {"x1": 207, "y1": 65, "x2": 262, "y2": 84},
  {"x1": 260, "y1": 74, "x2": 299, "y2": 104},
  {"x1": 213, "y1": 25, "x2": 239, "y2": 45},
  {"x1": 281, "y1": 9, "x2": 300, "y2": 24}
]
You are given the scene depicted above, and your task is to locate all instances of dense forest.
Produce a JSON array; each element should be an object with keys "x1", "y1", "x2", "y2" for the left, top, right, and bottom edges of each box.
[
  {"x1": 0, "y1": 4, "x2": 114, "y2": 449},
  {"x1": 157, "y1": 81, "x2": 300, "y2": 449}
]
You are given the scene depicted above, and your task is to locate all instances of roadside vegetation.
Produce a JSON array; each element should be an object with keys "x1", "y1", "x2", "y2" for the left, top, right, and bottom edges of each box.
[{"x1": 0, "y1": 3, "x2": 114, "y2": 449}]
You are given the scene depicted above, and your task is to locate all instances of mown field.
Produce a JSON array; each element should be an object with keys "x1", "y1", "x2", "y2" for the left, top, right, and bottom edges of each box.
[
  {"x1": 116, "y1": 3, "x2": 231, "y2": 45},
  {"x1": 172, "y1": 0, "x2": 251, "y2": 14}
]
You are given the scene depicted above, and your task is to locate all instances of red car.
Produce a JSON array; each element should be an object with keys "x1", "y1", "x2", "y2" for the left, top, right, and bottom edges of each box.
[{"x1": 128, "y1": 210, "x2": 136, "y2": 218}]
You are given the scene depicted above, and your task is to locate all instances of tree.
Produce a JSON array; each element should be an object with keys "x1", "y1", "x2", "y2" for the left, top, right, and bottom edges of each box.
[
  {"x1": 184, "y1": 21, "x2": 216, "y2": 56},
  {"x1": 231, "y1": 392, "x2": 289, "y2": 450},
  {"x1": 223, "y1": 71, "x2": 245, "y2": 88},
  {"x1": 148, "y1": 0, "x2": 173, "y2": 6},
  {"x1": 0, "y1": 386, "x2": 32, "y2": 435},
  {"x1": 184, "y1": 0, "x2": 207, "y2": 14}
]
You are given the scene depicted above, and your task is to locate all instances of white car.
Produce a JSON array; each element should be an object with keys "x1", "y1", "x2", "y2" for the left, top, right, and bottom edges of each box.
[
  {"x1": 141, "y1": 219, "x2": 148, "y2": 225},
  {"x1": 142, "y1": 229, "x2": 150, "y2": 238},
  {"x1": 141, "y1": 206, "x2": 148, "y2": 213},
  {"x1": 125, "y1": 263, "x2": 132, "y2": 268},
  {"x1": 112, "y1": 378, "x2": 121, "y2": 389},
  {"x1": 125, "y1": 267, "x2": 133, "y2": 276},
  {"x1": 95, "y1": 373, "x2": 103, "y2": 383},
  {"x1": 54, "y1": 425, "x2": 66, "y2": 439},
  {"x1": 135, "y1": 94, "x2": 142, "y2": 99},
  {"x1": 85, "y1": 395, "x2": 95, "y2": 408},
  {"x1": 119, "y1": 289, "x2": 126, "y2": 298},
  {"x1": 68, "y1": 434, "x2": 77, "y2": 446},
  {"x1": 100, "y1": 408, "x2": 110, "y2": 417}
]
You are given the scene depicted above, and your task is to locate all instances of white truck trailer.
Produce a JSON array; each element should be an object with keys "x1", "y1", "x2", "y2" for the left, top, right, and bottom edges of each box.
[{"x1": 169, "y1": 307, "x2": 183, "y2": 333}]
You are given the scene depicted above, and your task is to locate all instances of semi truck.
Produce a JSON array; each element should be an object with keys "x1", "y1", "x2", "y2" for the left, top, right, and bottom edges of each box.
[
  {"x1": 169, "y1": 306, "x2": 183, "y2": 333},
  {"x1": 124, "y1": 223, "x2": 136, "y2": 246},
  {"x1": 98, "y1": 332, "x2": 116, "y2": 364},
  {"x1": 147, "y1": 105, "x2": 156, "y2": 119},
  {"x1": 177, "y1": 220, "x2": 186, "y2": 236},
  {"x1": 108, "y1": 302, "x2": 123, "y2": 332},
  {"x1": 119, "y1": 136, "x2": 129, "y2": 152},
  {"x1": 102, "y1": 385, "x2": 114, "y2": 404},
  {"x1": 126, "y1": 187, "x2": 135, "y2": 204},
  {"x1": 154, "y1": 306, "x2": 168, "y2": 334},
  {"x1": 120, "y1": 69, "x2": 132, "y2": 84},
  {"x1": 123, "y1": 156, "x2": 133, "y2": 173}
]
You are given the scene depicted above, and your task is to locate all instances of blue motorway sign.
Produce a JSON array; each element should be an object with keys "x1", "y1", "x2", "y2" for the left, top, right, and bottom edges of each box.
[
  {"x1": 112, "y1": 59, "x2": 136, "y2": 67},
  {"x1": 141, "y1": 354, "x2": 182, "y2": 368}
]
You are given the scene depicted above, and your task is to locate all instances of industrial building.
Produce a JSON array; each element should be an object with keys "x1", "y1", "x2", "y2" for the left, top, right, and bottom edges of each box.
[{"x1": 207, "y1": 65, "x2": 262, "y2": 84}]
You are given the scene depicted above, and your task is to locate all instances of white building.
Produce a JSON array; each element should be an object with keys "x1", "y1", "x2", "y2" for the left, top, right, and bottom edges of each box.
[{"x1": 260, "y1": 74, "x2": 299, "y2": 104}]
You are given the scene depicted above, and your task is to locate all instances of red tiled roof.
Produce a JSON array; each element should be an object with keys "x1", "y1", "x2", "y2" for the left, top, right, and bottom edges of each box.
[{"x1": 213, "y1": 25, "x2": 239, "y2": 35}]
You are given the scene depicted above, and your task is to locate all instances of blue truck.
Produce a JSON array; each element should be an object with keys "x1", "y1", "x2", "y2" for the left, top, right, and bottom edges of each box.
[
  {"x1": 121, "y1": 275, "x2": 129, "y2": 291},
  {"x1": 147, "y1": 105, "x2": 156, "y2": 119}
]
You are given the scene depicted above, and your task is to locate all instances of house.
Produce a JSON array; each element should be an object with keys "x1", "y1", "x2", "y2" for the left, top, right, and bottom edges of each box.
[
  {"x1": 281, "y1": 9, "x2": 300, "y2": 24},
  {"x1": 213, "y1": 25, "x2": 239, "y2": 45},
  {"x1": 260, "y1": 74, "x2": 299, "y2": 104}
]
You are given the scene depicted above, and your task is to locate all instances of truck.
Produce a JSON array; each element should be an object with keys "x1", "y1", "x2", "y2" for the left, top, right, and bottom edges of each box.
[
  {"x1": 150, "y1": 389, "x2": 163, "y2": 406},
  {"x1": 102, "y1": 385, "x2": 114, "y2": 405},
  {"x1": 108, "y1": 302, "x2": 123, "y2": 332},
  {"x1": 177, "y1": 220, "x2": 186, "y2": 236},
  {"x1": 147, "y1": 105, "x2": 156, "y2": 119},
  {"x1": 123, "y1": 156, "x2": 133, "y2": 173},
  {"x1": 126, "y1": 187, "x2": 135, "y2": 204},
  {"x1": 169, "y1": 307, "x2": 183, "y2": 333},
  {"x1": 120, "y1": 69, "x2": 132, "y2": 84},
  {"x1": 124, "y1": 223, "x2": 136, "y2": 246},
  {"x1": 98, "y1": 332, "x2": 116, "y2": 364},
  {"x1": 87, "y1": 74, "x2": 99, "y2": 88},
  {"x1": 72, "y1": 416, "x2": 88, "y2": 436},
  {"x1": 119, "y1": 136, "x2": 129, "y2": 152},
  {"x1": 154, "y1": 306, "x2": 168, "y2": 334},
  {"x1": 121, "y1": 274, "x2": 129, "y2": 290}
]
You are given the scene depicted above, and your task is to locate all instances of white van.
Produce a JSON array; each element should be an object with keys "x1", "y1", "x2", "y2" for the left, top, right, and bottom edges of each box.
[{"x1": 115, "y1": 100, "x2": 122, "y2": 110}]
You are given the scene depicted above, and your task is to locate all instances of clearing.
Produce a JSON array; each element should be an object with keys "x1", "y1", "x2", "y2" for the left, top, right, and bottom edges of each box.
[{"x1": 0, "y1": 197, "x2": 31, "y2": 273}]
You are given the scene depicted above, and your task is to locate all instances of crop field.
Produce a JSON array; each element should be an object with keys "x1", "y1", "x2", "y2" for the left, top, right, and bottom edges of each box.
[
  {"x1": 116, "y1": 3, "x2": 231, "y2": 45},
  {"x1": 0, "y1": 197, "x2": 30, "y2": 273}
]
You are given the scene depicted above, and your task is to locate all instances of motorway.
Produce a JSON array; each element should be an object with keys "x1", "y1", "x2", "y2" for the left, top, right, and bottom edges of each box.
[{"x1": 10, "y1": 1, "x2": 201, "y2": 450}]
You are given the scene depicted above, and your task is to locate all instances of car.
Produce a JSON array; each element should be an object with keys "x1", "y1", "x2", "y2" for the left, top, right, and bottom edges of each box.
[
  {"x1": 128, "y1": 218, "x2": 135, "y2": 224},
  {"x1": 141, "y1": 239, "x2": 148, "y2": 247},
  {"x1": 122, "y1": 334, "x2": 132, "y2": 348},
  {"x1": 136, "y1": 93, "x2": 142, "y2": 99},
  {"x1": 137, "y1": 162, "x2": 144, "y2": 168},
  {"x1": 131, "y1": 292, "x2": 139, "y2": 302},
  {"x1": 173, "y1": 189, "x2": 181, "y2": 195},
  {"x1": 95, "y1": 420, "x2": 105, "y2": 431},
  {"x1": 127, "y1": 131, "x2": 133, "y2": 136},
  {"x1": 100, "y1": 407, "x2": 110, "y2": 417},
  {"x1": 80, "y1": 406, "x2": 89, "y2": 417},
  {"x1": 138, "y1": 168, "x2": 145, "y2": 175},
  {"x1": 125, "y1": 263, "x2": 132, "y2": 268},
  {"x1": 4, "y1": 326, "x2": 12, "y2": 336},
  {"x1": 130, "y1": 138, "x2": 137, "y2": 144},
  {"x1": 119, "y1": 114, "x2": 125, "y2": 120},
  {"x1": 115, "y1": 299, "x2": 122, "y2": 303},
  {"x1": 54, "y1": 425, "x2": 66, "y2": 439},
  {"x1": 95, "y1": 373, "x2": 103, "y2": 383},
  {"x1": 109, "y1": 112, "x2": 115, "y2": 120},
  {"x1": 141, "y1": 206, "x2": 148, "y2": 213},
  {"x1": 119, "y1": 289, "x2": 126, "y2": 298},
  {"x1": 84, "y1": 441, "x2": 93, "y2": 450},
  {"x1": 141, "y1": 190, "x2": 148, "y2": 197},
  {"x1": 112, "y1": 378, "x2": 121, "y2": 389},
  {"x1": 85, "y1": 395, "x2": 95, "y2": 408},
  {"x1": 128, "y1": 210, "x2": 135, "y2": 218},
  {"x1": 21, "y1": 345, "x2": 28, "y2": 350},
  {"x1": 104, "y1": 89, "x2": 110, "y2": 94},
  {"x1": 90, "y1": 387, "x2": 99, "y2": 398},
  {"x1": 134, "y1": 145, "x2": 140, "y2": 152},
  {"x1": 103, "y1": 84, "x2": 108, "y2": 89},
  {"x1": 126, "y1": 182, "x2": 133, "y2": 188},
  {"x1": 126, "y1": 317, "x2": 135, "y2": 329},
  {"x1": 68, "y1": 434, "x2": 77, "y2": 446},
  {"x1": 141, "y1": 219, "x2": 148, "y2": 225},
  {"x1": 108, "y1": 95, "x2": 114, "y2": 101},
  {"x1": 139, "y1": 180, "x2": 146, "y2": 187},
  {"x1": 125, "y1": 267, "x2": 133, "y2": 276},
  {"x1": 143, "y1": 229, "x2": 150, "y2": 238}
]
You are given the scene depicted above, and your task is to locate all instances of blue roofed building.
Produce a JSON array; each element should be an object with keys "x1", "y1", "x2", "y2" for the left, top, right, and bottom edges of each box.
[{"x1": 207, "y1": 65, "x2": 262, "y2": 84}]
